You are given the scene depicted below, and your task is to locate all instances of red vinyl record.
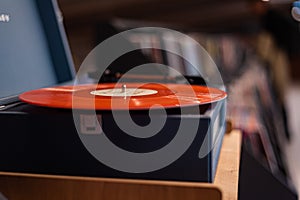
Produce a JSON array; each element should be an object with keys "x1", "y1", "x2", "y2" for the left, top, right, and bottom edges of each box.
[{"x1": 19, "y1": 83, "x2": 227, "y2": 110}]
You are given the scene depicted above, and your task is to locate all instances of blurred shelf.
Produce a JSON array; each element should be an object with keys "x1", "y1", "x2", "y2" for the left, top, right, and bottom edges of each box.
[{"x1": 57, "y1": 0, "x2": 293, "y2": 32}]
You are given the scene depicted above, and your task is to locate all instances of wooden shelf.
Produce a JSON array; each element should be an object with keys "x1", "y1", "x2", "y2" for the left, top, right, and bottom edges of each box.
[{"x1": 0, "y1": 130, "x2": 241, "y2": 200}]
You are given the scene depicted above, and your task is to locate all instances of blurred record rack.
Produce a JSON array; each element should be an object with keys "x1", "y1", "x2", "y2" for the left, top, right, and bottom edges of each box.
[{"x1": 226, "y1": 53, "x2": 297, "y2": 200}]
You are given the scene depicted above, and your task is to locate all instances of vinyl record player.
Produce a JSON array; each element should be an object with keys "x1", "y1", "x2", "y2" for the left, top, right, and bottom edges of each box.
[
  {"x1": 0, "y1": 0, "x2": 227, "y2": 182},
  {"x1": 0, "y1": 94, "x2": 226, "y2": 182}
]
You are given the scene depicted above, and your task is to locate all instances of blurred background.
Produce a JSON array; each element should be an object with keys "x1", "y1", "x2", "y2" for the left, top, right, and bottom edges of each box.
[{"x1": 57, "y1": 0, "x2": 300, "y2": 80}]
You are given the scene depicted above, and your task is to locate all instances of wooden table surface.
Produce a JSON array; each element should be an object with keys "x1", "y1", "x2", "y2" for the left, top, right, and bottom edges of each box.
[{"x1": 0, "y1": 130, "x2": 241, "y2": 200}]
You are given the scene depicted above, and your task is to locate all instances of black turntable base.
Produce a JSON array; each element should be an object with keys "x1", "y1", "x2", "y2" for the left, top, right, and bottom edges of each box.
[{"x1": 0, "y1": 97, "x2": 226, "y2": 183}]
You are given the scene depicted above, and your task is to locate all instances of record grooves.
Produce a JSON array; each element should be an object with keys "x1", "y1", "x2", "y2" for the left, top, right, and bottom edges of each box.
[{"x1": 19, "y1": 83, "x2": 227, "y2": 111}]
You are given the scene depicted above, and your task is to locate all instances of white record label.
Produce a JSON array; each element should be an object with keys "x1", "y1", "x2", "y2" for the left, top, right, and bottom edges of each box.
[{"x1": 90, "y1": 88, "x2": 158, "y2": 97}]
